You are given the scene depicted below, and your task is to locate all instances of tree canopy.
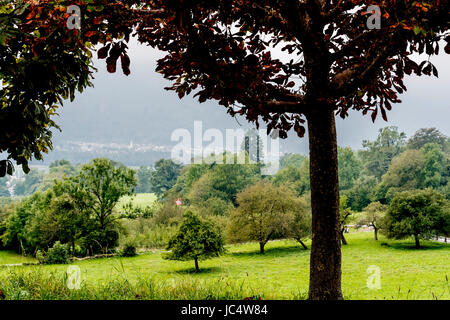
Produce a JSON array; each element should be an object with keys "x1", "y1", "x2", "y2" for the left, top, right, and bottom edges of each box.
[
  {"x1": 359, "y1": 127, "x2": 407, "y2": 180},
  {"x1": 0, "y1": 0, "x2": 93, "y2": 175},
  {"x1": 407, "y1": 128, "x2": 449, "y2": 151},
  {"x1": 227, "y1": 181, "x2": 301, "y2": 254},
  {"x1": 164, "y1": 210, "x2": 225, "y2": 272},
  {"x1": 150, "y1": 159, "x2": 182, "y2": 198},
  {"x1": 76, "y1": 158, "x2": 137, "y2": 230},
  {"x1": 383, "y1": 189, "x2": 449, "y2": 248}
]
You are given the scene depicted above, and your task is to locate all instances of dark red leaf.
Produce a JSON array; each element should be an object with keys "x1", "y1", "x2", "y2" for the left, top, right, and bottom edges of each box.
[{"x1": 97, "y1": 44, "x2": 110, "y2": 59}]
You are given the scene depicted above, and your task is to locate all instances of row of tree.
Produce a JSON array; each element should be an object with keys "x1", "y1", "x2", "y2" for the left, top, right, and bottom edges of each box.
[
  {"x1": 270, "y1": 127, "x2": 449, "y2": 213},
  {"x1": 355, "y1": 190, "x2": 449, "y2": 248},
  {"x1": 0, "y1": 159, "x2": 136, "y2": 256},
  {"x1": 0, "y1": 127, "x2": 448, "y2": 266}
]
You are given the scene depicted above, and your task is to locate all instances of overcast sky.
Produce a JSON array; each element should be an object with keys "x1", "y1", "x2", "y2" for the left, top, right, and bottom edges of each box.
[{"x1": 53, "y1": 41, "x2": 450, "y2": 156}]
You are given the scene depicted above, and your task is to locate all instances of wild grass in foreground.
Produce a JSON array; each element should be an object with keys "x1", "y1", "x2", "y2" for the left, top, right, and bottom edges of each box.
[{"x1": 0, "y1": 268, "x2": 263, "y2": 300}]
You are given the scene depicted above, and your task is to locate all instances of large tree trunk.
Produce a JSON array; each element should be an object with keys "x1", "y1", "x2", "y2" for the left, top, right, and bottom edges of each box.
[
  {"x1": 307, "y1": 109, "x2": 343, "y2": 300},
  {"x1": 374, "y1": 227, "x2": 378, "y2": 241}
]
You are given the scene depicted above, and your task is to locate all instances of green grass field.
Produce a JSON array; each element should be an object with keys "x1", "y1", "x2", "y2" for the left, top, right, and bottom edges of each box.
[
  {"x1": 0, "y1": 251, "x2": 37, "y2": 265},
  {"x1": 0, "y1": 232, "x2": 449, "y2": 300},
  {"x1": 116, "y1": 193, "x2": 157, "y2": 210}
]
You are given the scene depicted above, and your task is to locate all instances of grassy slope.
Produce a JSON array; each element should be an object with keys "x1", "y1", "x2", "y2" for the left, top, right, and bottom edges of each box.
[
  {"x1": 0, "y1": 232, "x2": 448, "y2": 299},
  {"x1": 116, "y1": 193, "x2": 157, "y2": 210},
  {"x1": 0, "y1": 251, "x2": 36, "y2": 265}
]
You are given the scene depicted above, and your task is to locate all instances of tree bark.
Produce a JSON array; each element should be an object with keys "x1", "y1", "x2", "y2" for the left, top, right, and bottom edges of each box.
[
  {"x1": 194, "y1": 257, "x2": 199, "y2": 272},
  {"x1": 374, "y1": 227, "x2": 378, "y2": 241},
  {"x1": 307, "y1": 109, "x2": 343, "y2": 300},
  {"x1": 414, "y1": 234, "x2": 420, "y2": 249},
  {"x1": 259, "y1": 241, "x2": 265, "y2": 254}
]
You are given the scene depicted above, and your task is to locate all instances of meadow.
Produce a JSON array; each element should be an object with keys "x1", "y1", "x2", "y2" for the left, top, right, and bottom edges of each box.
[{"x1": 0, "y1": 232, "x2": 448, "y2": 300}]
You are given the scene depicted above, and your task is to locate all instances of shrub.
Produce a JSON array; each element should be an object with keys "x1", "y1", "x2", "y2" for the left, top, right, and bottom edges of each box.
[
  {"x1": 119, "y1": 201, "x2": 155, "y2": 219},
  {"x1": 153, "y1": 202, "x2": 183, "y2": 226},
  {"x1": 80, "y1": 228, "x2": 119, "y2": 255},
  {"x1": 40, "y1": 241, "x2": 70, "y2": 264},
  {"x1": 120, "y1": 242, "x2": 137, "y2": 257},
  {"x1": 35, "y1": 250, "x2": 46, "y2": 264},
  {"x1": 119, "y1": 217, "x2": 178, "y2": 249}
]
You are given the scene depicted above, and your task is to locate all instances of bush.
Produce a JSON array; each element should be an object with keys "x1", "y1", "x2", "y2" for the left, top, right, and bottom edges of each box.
[
  {"x1": 119, "y1": 217, "x2": 178, "y2": 249},
  {"x1": 120, "y1": 242, "x2": 137, "y2": 257},
  {"x1": 35, "y1": 250, "x2": 46, "y2": 264},
  {"x1": 153, "y1": 202, "x2": 183, "y2": 226},
  {"x1": 80, "y1": 228, "x2": 119, "y2": 255},
  {"x1": 119, "y1": 201, "x2": 155, "y2": 219},
  {"x1": 38, "y1": 241, "x2": 70, "y2": 264}
]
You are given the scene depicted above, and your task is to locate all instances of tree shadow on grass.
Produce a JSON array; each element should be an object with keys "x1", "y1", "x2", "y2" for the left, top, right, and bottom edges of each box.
[
  {"x1": 380, "y1": 241, "x2": 449, "y2": 251},
  {"x1": 164, "y1": 266, "x2": 223, "y2": 275},
  {"x1": 230, "y1": 245, "x2": 309, "y2": 258}
]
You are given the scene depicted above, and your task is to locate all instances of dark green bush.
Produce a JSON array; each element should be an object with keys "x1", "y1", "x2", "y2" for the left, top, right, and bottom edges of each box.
[
  {"x1": 120, "y1": 243, "x2": 137, "y2": 257},
  {"x1": 38, "y1": 241, "x2": 70, "y2": 264}
]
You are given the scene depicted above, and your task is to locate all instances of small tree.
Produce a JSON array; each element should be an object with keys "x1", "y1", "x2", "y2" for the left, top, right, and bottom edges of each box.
[
  {"x1": 384, "y1": 189, "x2": 449, "y2": 248},
  {"x1": 227, "y1": 181, "x2": 297, "y2": 254},
  {"x1": 164, "y1": 211, "x2": 224, "y2": 272},
  {"x1": 150, "y1": 159, "x2": 182, "y2": 198},
  {"x1": 76, "y1": 158, "x2": 137, "y2": 231},
  {"x1": 356, "y1": 202, "x2": 387, "y2": 241}
]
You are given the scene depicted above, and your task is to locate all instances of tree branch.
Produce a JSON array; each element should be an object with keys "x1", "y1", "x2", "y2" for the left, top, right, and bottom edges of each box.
[
  {"x1": 324, "y1": 0, "x2": 359, "y2": 23},
  {"x1": 330, "y1": 45, "x2": 390, "y2": 97},
  {"x1": 260, "y1": 99, "x2": 309, "y2": 115}
]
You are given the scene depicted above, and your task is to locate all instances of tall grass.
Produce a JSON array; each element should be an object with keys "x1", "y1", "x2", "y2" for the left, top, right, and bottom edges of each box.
[
  {"x1": 0, "y1": 268, "x2": 263, "y2": 300},
  {"x1": 119, "y1": 218, "x2": 177, "y2": 250}
]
